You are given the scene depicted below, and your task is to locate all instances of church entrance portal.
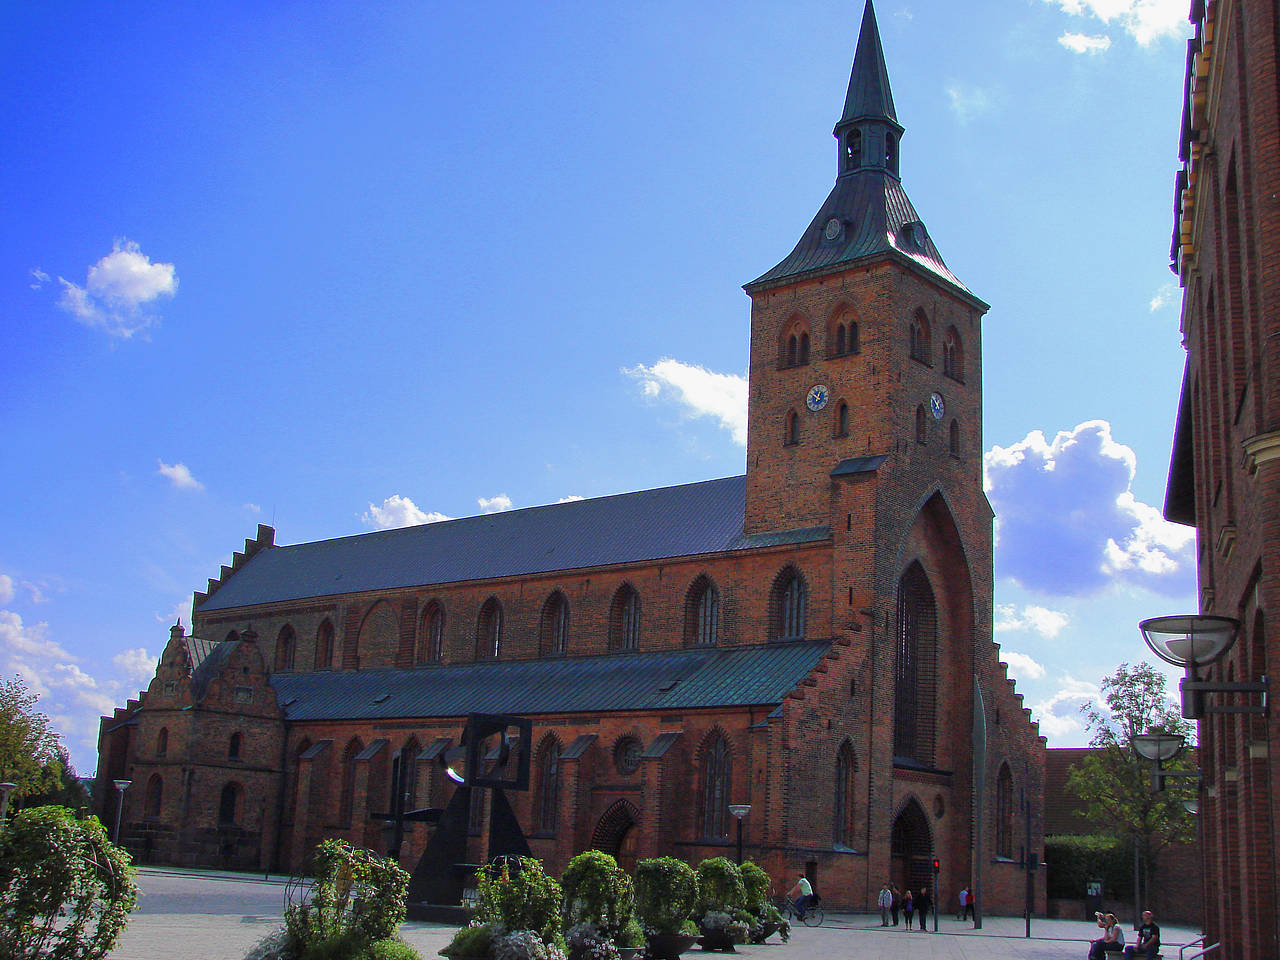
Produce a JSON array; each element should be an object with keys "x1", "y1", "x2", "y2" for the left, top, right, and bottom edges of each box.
[
  {"x1": 890, "y1": 799, "x2": 933, "y2": 897},
  {"x1": 589, "y1": 800, "x2": 640, "y2": 875}
]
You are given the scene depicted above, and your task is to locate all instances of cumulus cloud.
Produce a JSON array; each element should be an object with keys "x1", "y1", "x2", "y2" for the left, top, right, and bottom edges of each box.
[
  {"x1": 985, "y1": 420, "x2": 1195, "y2": 596},
  {"x1": 624, "y1": 358, "x2": 748, "y2": 446},
  {"x1": 946, "y1": 83, "x2": 994, "y2": 123},
  {"x1": 478, "y1": 494, "x2": 514, "y2": 514},
  {"x1": 1031, "y1": 675, "x2": 1102, "y2": 739},
  {"x1": 0, "y1": 574, "x2": 12, "y2": 604},
  {"x1": 157, "y1": 460, "x2": 203, "y2": 491},
  {"x1": 1002, "y1": 650, "x2": 1048, "y2": 681},
  {"x1": 1149, "y1": 282, "x2": 1179, "y2": 312},
  {"x1": 1042, "y1": 0, "x2": 1188, "y2": 46},
  {"x1": 557, "y1": 495, "x2": 585, "y2": 504},
  {"x1": 1059, "y1": 31, "x2": 1112, "y2": 53},
  {"x1": 112, "y1": 648, "x2": 159, "y2": 685},
  {"x1": 995, "y1": 603, "x2": 1070, "y2": 638},
  {"x1": 57, "y1": 239, "x2": 177, "y2": 339},
  {"x1": 362, "y1": 494, "x2": 452, "y2": 530}
]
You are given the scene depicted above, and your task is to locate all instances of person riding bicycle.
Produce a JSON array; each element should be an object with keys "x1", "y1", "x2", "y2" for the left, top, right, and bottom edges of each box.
[{"x1": 788, "y1": 874, "x2": 817, "y2": 921}]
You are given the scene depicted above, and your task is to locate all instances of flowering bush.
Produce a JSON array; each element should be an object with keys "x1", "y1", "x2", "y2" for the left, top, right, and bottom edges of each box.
[
  {"x1": 492, "y1": 929, "x2": 566, "y2": 960},
  {"x1": 564, "y1": 921, "x2": 619, "y2": 960},
  {"x1": 560, "y1": 851, "x2": 635, "y2": 945},
  {"x1": 474, "y1": 858, "x2": 562, "y2": 948}
]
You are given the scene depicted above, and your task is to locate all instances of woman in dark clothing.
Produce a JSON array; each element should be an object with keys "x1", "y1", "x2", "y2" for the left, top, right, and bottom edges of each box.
[
  {"x1": 916, "y1": 887, "x2": 931, "y2": 929},
  {"x1": 890, "y1": 884, "x2": 901, "y2": 926},
  {"x1": 902, "y1": 889, "x2": 914, "y2": 929}
]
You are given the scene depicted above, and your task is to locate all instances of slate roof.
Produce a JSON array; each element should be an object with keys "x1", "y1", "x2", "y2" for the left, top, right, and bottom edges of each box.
[
  {"x1": 197, "y1": 475, "x2": 829, "y2": 613},
  {"x1": 267, "y1": 639, "x2": 831, "y2": 721}
]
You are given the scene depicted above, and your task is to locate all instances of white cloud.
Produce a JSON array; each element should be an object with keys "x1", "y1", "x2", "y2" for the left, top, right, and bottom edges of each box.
[
  {"x1": 112, "y1": 648, "x2": 158, "y2": 685},
  {"x1": 244, "y1": 502, "x2": 262, "y2": 513},
  {"x1": 946, "y1": 83, "x2": 994, "y2": 123},
  {"x1": 1003, "y1": 650, "x2": 1048, "y2": 681},
  {"x1": 995, "y1": 603, "x2": 1070, "y2": 638},
  {"x1": 362, "y1": 494, "x2": 452, "y2": 530},
  {"x1": 0, "y1": 610, "x2": 71, "y2": 662},
  {"x1": 557, "y1": 495, "x2": 585, "y2": 504},
  {"x1": 57, "y1": 239, "x2": 177, "y2": 339},
  {"x1": 1031, "y1": 675, "x2": 1102, "y2": 740},
  {"x1": 624, "y1": 358, "x2": 748, "y2": 446},
  {"x1": 478, "y1": 494, "x2": 514, "y2": 514},
  {"x1": 1058, "y1": 31, "x2": 1112, "y2": 53},
  {"x1": 1042, "y1": 0, "x2": 1188, "y2": 46},
  {"x1": 0, "y1": 574, "x2": 12, "y2": 604},
  {"x1": 29, "y1": 268, "x2": 50, "y2": 290},
  {"x1": 157, "y1": 459, "x2": 204, "y2": 491},
  {"x1": 985, "y1": 420, "x2": 1195, "y2": 596},
  {"x1": 1149, "y1": 282, "x2": 1179, "y2": 312}
]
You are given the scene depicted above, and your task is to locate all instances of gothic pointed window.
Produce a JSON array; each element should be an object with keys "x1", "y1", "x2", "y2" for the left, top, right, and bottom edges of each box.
[
  {"x1": 156, "y1": 727, "x2": 168, "y2": 757},
  {"x1": 836, "y1": 401, "x2": 850, "y2": 437},
  {"x1": 699, "y1": 733, "x2": 732, "y2": 840},
  {"x1": 915, "y1": 405, "x2": 927, "y2": 444},
  {"x1": 477, "y1": 598, "x2": 503, "y2": 659},
  {"x1": 787, "y1": 335, "x2": 798, "y2": 366},
  {"x1": 275, "y1": 625, "x2": 295, "y2": 671},
  {"x1": 219, "y1": 782, "x2": 241, "y2": 825},
  {"x1": 848, "y1": 321, "x2": 859, "y2": 354},
  {"x1": 685, "y1": 576, "x2": 720, "y2": 646},
  {"x1": 943, "y1": 327, "x2": 963, "y2": 381},
  {"x1": 834, "y1": 742, "x2": 857, "y2": 847},
  {"x1": 541, "y1": 591, "x2": 571, "y2": 655},
  {"x1": 535, "y1": 737, "x2": 561, "y2": 833},
  {"x1": 315, "y1": 619, "x2": 334, "y2": 670},
  {"x1": 996, "y1": 764, "x2": 1014, "y2": 859},
  {"x1": 799, "y1": 332, "x2": 810, "y2": 364},
  {"x1": 785, "y1": 410, "x2": 799, "y2": 446},
  {"x1": 145, "y1": 774, "x2": 163, "y2": 820},
  {"x1": 846, "y1": 129, "x2": 862, "y2": 170},
  {"x1": 894, "y1": 562, "x2": 937, "y2": 764},
  {"x1": 909, "y1": 309, "x2": 931, "y2": 364},
  {"x1": 771, "y1": 567, "x2": 808, "y2": 640},
  {"x1": 229, "y1": 732, "x2": 243, "y2": 760},
  {"x1": 836, "y1": 324, "x2": 846, "y2": 355},
  {"x1": 418, "y1": 601, "x2": 444, "y2": 664},
  {"x1": 609, "y1": 584, "x2": 640, "y2": 650}
]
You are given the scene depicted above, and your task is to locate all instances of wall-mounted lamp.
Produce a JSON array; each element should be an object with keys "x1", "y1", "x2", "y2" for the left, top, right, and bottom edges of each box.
[
  {"x1": 1132, "y1": 731, "x2": 1199, "y2": 792},
  {"x1": 1138, "y1": 615, "x2": 1266, "y2": 719}
]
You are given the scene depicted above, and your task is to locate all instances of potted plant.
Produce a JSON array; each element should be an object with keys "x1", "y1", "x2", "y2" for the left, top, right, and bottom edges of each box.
[
  {"x1": 560, "y1": 851, "x2": 642, "y2": 960},
  {"x1": 738, "y1": 862, "x2": 788, "y2": 944},
  {"x1": 633, "y1": 857, "x2": 698, "y2": 960},
  {"x1": 693, "y1": 858, "x2": 748, "y2": 953},
  {"x1": 442, "y1": 857, "x2": 564, "y2": 960}
]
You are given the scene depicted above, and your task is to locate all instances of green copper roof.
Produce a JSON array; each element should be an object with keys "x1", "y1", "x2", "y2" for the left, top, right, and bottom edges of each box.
[{"x1": 839, "y1": 0, "x2": 897, "y2": 128}]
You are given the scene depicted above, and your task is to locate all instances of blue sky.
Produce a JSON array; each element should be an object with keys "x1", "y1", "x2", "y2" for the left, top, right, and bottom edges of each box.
[{"x1": 1, "y1": 0, "x2": 1199, "y2": 775}]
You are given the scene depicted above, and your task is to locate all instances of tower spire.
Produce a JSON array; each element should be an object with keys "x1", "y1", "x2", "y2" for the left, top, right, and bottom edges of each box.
[{"x1": 839, "y1": 0, "x2": 897, "y2": 128}]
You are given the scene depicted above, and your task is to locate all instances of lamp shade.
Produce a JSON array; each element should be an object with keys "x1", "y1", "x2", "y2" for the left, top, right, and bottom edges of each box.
[
  {"x1": 112, "y1": 779, "x2": 132, "y2": 792},
  {"x1": 728, "y1": 804, "x2": 751, "y2": 820},
  {"x1": 1139, "y1": 615, "x2": 1239, "y2": 667},
  {"x1": 1132, "y1": 731, "x2": 1185, "y2": 762}
]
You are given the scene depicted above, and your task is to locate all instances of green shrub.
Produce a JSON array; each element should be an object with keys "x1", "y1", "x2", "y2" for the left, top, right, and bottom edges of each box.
[
  {"x1": 633, "y1": 857, "x2": 697, "y2": 935},
  {"x1": 560, "y1": 849, "x2": 635, "y2": 942},
  {"x1": 694, "y1": 857, "x2": 745, "y2": 914},
  {"x1": 442, "y1": 922, "x2": 499, "y2": 958},
  {"x1": 0, "y1": 805, "x2": 138, "y2": 960},
  {"x1": 285, "y1": 840, "x2": 410, "y2": 953},
  {"x1": 1044, "y1": 834, "x2": 1133, "y2": 901},
  {"x1": 738, "y1": 862, "x2": 769, "y2": 912},
  {"x1": 364, "y1": 937, "x2": 425, "y2": 960},
  {"x1": 473, "y1": 858, "x2": 562, "y2": 946}
]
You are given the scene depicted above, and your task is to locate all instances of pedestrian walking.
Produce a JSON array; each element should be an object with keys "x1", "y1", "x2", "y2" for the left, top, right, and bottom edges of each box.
[
  {"x1": 957, "y1": 887, "x2": 968, "y2": 920},
  {"x1": 877, "y1": 883, "x2": 892, "y2": 926},
  {"x1": 915, "y1": 887, "x2": 931, "y2": 930},
  {"x1": 890, "y1": 884, "x2": 901, "y2": 926}
]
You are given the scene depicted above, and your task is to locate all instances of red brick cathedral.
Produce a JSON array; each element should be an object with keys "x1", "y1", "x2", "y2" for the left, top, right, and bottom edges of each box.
[{"x1": 96, "y1": 1, "x2": 1045, "y2": 913}]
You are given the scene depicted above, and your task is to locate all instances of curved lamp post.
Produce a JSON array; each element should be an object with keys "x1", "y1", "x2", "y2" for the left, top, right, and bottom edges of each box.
[
  {"x1": 728, "y1": 804, "x2": 751, "y2": 865},
  {"x1": 112, "y1": 779, "x2": 132, "y2": 846}
]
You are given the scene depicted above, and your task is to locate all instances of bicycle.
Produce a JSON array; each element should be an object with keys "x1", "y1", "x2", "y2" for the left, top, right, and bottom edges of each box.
[{"x1": 781, "y1": 894, "x2": 824, "y2": 927}]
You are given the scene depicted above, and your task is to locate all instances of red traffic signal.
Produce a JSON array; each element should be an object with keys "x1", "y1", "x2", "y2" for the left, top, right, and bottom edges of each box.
[{"x1": 932, "y1": 858, "x2": 940, "y2": 872}]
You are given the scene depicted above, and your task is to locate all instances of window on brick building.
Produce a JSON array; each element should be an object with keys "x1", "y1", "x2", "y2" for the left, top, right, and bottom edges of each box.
[
  {"x1": 392, "y1": 738, "x2": 420, "y2": 815},
  {"x1": 219, "y1": 782, "x2": 241, "y2": 825},
  {"x1": 699, "y1": 732, "x2": 732, "y2": 840},
  {"x1": 909, "y1": 308, "x2": 931, "y2": 363},
  {"x1": 535, "y1": 737, "x2": 561, "y2": 833},
  {"x1": 949, "y1": 419, "x2": 960, "y2": 458},
  {"x1": 771, "y1": 567, "x2": 808, "y2": 640},
  {"x1": 339, "y1": 738, "x2": 362, "y2": 827},
  {"x1": 145, "y1": 774, "x2": 163, "y2": 821},
  {"x1": 894, "y1": 562, "x2": 937, "y2": 765},
  {"x1": 785, "y1": 410, "x2": 799, "y2": 446},
  {"x1": 418, "y1": 601, "x2": 444, "y2": 664},
  {"x1": 780, "y1": 319, "x2": 811, "y2": 368},
  {"x1": 229, "y1": 732, "x2": 243, "y2": 760},
  {"x1": 834, "y1": 741, "x2": 857, "y2": 847},
  {"x1": 943, "y1": 326, "x2": 964, "y2": 381},
  {"x1": 915, "y1": 405, "x2": 927, "y2": 444},
  {"x1": 836, "y1": 401, "x2": 850, "y2": 437},
  {"x1": 609, "y1": 584, "x2": 640, "y2": 650},
  {"x1": 315, "y1": 619, "x2": 334, "y2": 670},
  {"x1": 831, "y1": 318, "x2": 859, "y2": 357},
  {"x1": 275, "y1": 624, "x2": 295, "y2": 671},
  {"x1": 477, "y1": 598, "x2": 503, "y2": 659},
  {"x1": 996, "y1": 763, "x2": 1014, "y2": 859},
  {"x1": 541, "y1": 591, "x2": 571, "y2": 655},
  {"x1": 156, "y1": 727, "x2": 168, "y2": 757},
  {"x1": 685, "y1": 576, "x2": 720, "y2": 646}
]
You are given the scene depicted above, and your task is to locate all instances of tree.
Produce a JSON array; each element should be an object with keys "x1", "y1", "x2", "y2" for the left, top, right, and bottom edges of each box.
[
  {"x1": 1065, "y1": 662, "x2": 1196, "y2": 912},
  {"x1": 0, "y1": 676, "x2": 63, "y2": 802}
]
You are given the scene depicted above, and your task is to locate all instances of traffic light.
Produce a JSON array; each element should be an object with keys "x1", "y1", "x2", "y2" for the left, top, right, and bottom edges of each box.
[{"x1": 932, "y1": 858, "x2": 940, "y2": 873}]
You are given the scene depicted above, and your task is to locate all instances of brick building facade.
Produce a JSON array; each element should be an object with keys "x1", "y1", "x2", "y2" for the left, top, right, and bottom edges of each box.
[
  {"x1": 1161, "y1": 1, "x2": 1280, "y2": 955},
  {"x1": 95, "y1": 1, "x2": 1046, "y2": 914}
]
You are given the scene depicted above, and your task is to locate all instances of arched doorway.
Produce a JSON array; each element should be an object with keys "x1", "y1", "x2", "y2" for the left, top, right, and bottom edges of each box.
[
  {"x1": 890, "y1": 798, "x2": 933, "y2": 897},
  {"x1": 590, "y1": 800, "x2": 640, "y2": 875}
]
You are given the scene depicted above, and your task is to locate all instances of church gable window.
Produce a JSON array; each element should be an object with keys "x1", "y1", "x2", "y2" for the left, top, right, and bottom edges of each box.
[
  {"x1": 784, "y1": 409, "x2": 799, "y2": 446},
  {"x1": 894, "y1": 562, "x2": 937, "y2": 764},
  {"x1": 418, "y1": 601, "x2": 444, "y2": 664},
  {"x1": 995, "y1": 763, "x2": 1014, "y2": 859},
  {"x1": 156, "y1": 727, "x2": 168, "y2": 757},
  {"x1": 534, "y1": 736, "x2": 561, "y2": 833},
  {"x1": 609, "y1": 584, "x2": 640, "y2": 651},
  {"x1": 830, "y1": 315, "x2": 859, "y2": 357},
  {"x1": 836, "y1": 400, "x2": 850, "y2": 437},
  {"x1": 315, "y1": 619, "x2": 334, "y2": 671},
  {"x1": 699, "y1": 732, "x2": 732, "y2": 840},
  {"x1": 943, "y1": 326, "x2": 963, "y2": 381},
  {"x1": 476, "y1": 598, "x2": 503, "y2": 659},
  {"x1": 779, "y1": 317, "x2": 812, "y2": 368},
  {"x1": 145, "y1": 774, "x2": 163, "y2": 821},
  {"x1": 684, "y1": 575, "x2": 720, "y2": 646},
  {"x1": 909, "y1": 308, "x2": 931, "y2": 364},
  {"x1": 915, "y1": 405, "x2": 927, "y2": 444},
  {"x1": 275, "y1": 625, "x2": 296, "y2": 672},
  {"x1": 541, "y1": 591, "x2": 571, "y2": 656},
  {"x1": 229, "y1": 732, "x2": 243, "y2": 760},
  {"x1": 770, "y1": 566, "x2": 808, "y2": 641}
]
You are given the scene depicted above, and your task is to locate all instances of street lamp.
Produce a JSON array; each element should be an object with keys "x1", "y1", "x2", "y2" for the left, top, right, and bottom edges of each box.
[
  {"x1": 0, "y1": 782, "x2": 16, "y2": 822},
  {"x1": 728, "y1": 804, "x2": 751, "y2": 865},
  {"x1": 1138, "y1": 615, "x2": 1265, "y2": 719},
  {"x1": 112, "y1": 779, "x2": 132, "y2": 846}
]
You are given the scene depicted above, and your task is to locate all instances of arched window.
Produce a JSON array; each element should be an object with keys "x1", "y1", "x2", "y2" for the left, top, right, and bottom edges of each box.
[
  {"x1": 836, "y1": 401, "x2": 850, "y2": 437},
  {"x1": 145, "y1": 774, "x2": 163, "y2": 820},
  {"x1": 780, "y1": 319, "x2": 811, "y2": 368},
  {"x1": 685, "y1": 576, "x2": 720, "y2": 646},
  {"x1": 771, "y1": 567, "x2": 808, "y2": 640},
  {"x1": 477, "y1": 598, "x2": 503, "y2": 659},
  {"x1": 229, "y1": 732, "x2": 243, "y2": 759},
  {"x1": 835, "y1": 324, "x2": 845, "y2": 355},
  {"x1": 915, "y1": 405, "x2": 927, "y2": 444},
  {"x1": 996, "y1": 764, "x2": 1014, "y2": 859},
  {"x1": 787, "y1": 335, "x2": 798, "y2": 366},
  {"x1": 275, "y1": 625, "x2": 295, "y2": 671},
  {"x1": 885, "y1": 132, "x2": 898, "y2": 172},
  {"x1": 894, "y1": 562, "x2": 938, "y2": 764},
  {"x1": 909, "y1": 309, "x2": 931, "y2": 363},
  {"x1": 219, "y1": 782, "x2": 241, "y2": 825},
  {"x1": 156, "y1": 727, "x2": 168, "y2": 757},
  {"x1": 799, "y1": 332, "x2": 810, "y2": 365},
  {"x1": 943, "y1": 327, "x2": 964, "y2": 381},
  {"x1": 315, "y1": 619, "x2": 334, "y2": 671},
  {"x1": 834, "y1": 742, "x2": 857, "y2": 847},
  {"x1": 418, "y1": 601, "x2": 444, "y2": 664},
  {"x1": 391, "y1": 738, "x2": 420, "y2": 815},
  {"x1": 539, "y1": 591, "x2": 570, "y2": 656},
  {"x1": 846, "y1": 129, "x2": 862, "y2": 170},
  {"x1": 699, "y1": 733, "x2": 732, "y2": 840},
  {"x1": 949, "y1": 419, "x2": 960, "y2": 458},
  {"x1": 830, "y1": 317, "x2": 859, "y2": 357},
  {"x1": 339, "y1": 738, "x2": 362, "y2": 827},
  {"x1": 609, "y1": 585, "x2": 640, "y2": 650},
  {"x1": 535, "y1": 738, "x2": 561, "y2": 833},
  {"x1": 847, "y1": 321, "x2": 860, "y2": 354},
  {"x1": 785, "y1": 410, "x2": 799, "y2": 446}
]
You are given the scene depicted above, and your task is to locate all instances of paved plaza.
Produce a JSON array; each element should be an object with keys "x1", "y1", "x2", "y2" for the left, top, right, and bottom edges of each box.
[{"x1": 105, "y1": 867, "x2": 1205, "y2": 960}]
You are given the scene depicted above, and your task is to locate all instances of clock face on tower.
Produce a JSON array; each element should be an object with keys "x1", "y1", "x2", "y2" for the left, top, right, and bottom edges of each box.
[
  {"x1": 806, "y1": 384, "x2": 829, "y2": 412},
  {"x1": 929, "y1": 392, "x2": 945, "y2": 420}
]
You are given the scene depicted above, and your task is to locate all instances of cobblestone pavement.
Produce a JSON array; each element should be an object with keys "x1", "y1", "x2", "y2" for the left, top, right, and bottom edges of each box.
[{"x1": 106, "y1": 868, "x2": 1205, "y2": 960}]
